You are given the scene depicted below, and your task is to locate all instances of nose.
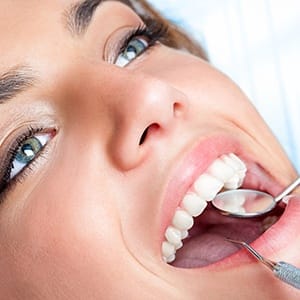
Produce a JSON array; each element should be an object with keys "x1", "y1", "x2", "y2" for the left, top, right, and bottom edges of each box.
[{"x1": 106, "y1": 69, "x2": 187, "y2": 171}]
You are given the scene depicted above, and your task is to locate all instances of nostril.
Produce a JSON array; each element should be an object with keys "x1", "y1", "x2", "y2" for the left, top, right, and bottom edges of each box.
[
  {"x1": 139, "y1": 127, "x2": 149, "y2": 145},
  {"x1": 139, "y1": 123, "x2": 160, "y2": 145},
  {"x1": 173, "y1": 102, "x2": 184, "y2": 117}
]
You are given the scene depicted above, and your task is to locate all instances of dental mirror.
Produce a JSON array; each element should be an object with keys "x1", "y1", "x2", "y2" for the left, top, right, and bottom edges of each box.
[{"x1": 212, "y1": 177, "x2": 300, "y2": 218}]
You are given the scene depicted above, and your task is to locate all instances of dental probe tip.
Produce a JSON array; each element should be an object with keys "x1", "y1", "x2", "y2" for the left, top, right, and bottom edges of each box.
[{"x1": 225, "y1": 238, "x2": 276, "y2": 269}]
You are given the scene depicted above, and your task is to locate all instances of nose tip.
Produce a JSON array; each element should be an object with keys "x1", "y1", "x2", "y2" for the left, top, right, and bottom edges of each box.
[{"x1": 108, "y1": 78, "x2": 187, "y2": 171}]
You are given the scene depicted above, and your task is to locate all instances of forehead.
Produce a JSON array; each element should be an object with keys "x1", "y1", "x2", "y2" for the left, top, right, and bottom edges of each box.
[
  {"x1": 0, "y1": 1, "x2": 68, "y2": 31},
  {"x1": 0, "y1": 2, "x2": 57, "y2": 69}
]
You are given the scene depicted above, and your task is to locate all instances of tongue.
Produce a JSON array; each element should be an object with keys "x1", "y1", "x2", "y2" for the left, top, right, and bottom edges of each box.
[{"x1": 172, "y1": 211, "x2": 264, "y2": 268}]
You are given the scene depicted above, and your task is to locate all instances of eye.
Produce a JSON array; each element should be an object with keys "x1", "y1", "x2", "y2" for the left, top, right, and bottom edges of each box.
[
  {"x1": 0, "y1": 127, "x2": 55, "y2": 201},
  {"x1": 113, "y1": 22, "x2": 168, "y2": 68},
  {"x1": 115, "y1": 37, "x2": 149, "y2": 67},
  {"x1": 10, "y1": 133, "x2": 51, "y2": 180}
]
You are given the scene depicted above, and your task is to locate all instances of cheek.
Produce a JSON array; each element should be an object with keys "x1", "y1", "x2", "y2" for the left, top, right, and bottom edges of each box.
[{"x1": 0, "y1": 172, "x2": 128, "y2": 296}]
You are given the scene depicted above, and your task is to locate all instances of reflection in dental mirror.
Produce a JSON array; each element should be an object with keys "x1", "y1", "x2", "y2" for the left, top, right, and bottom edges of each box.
[{"x1": 212, "y1": 177, "x2": 300, "y2": 218}]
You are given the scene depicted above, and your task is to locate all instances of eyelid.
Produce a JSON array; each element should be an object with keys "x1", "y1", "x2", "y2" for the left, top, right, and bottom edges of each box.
[
  {"x1": 104, "y1": 25, "x2": 141, "y2": 64},
  {"x1": 104, "y1": 20, "x2": 168, "y2": 65},
  {"x1": 9, "y1": 133, "x2": 52, "y2": 180},
  {"x1": 0, "y1": 126, "x2": 57, "y2": 201},
  {"x1": 116, "y1": 24, "x2": 148, "y2": 57}
]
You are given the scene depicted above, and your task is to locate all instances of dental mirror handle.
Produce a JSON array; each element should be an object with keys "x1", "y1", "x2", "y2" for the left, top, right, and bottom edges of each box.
[{"x1": 274, "y1": 177, "x2": 300, "y2": 203}]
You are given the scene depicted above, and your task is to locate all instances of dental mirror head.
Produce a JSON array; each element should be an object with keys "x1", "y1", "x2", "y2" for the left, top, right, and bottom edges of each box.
[{"x1": 212, "y1": 177, "x2": 300, "y2": 218}]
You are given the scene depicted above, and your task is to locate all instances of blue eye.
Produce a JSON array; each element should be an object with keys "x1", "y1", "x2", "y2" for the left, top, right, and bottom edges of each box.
[
  {"x1": 0, "y1": 127, "x2": 55, "y2": 201},
  {"x1": 10, "y1": 133, "x2": 51, "y2": 180},
  {"x1": 115, "y1": 37, "x2": 148, "y2": 67},
  {"x1": 113, "y1": 22, "x2": 168, "y2": 68}
]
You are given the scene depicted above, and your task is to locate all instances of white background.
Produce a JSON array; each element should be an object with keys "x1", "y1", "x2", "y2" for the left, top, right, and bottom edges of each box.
[{"x1": 149, "y1": 0, "x2": 300, "y2": 171}]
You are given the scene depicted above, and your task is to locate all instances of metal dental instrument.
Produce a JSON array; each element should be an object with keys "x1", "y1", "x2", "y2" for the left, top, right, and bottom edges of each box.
[
  {"x1": 226, "y1": 238, "x2": 300, "y2": 290},
  {"x1": 212, "y1": 176, "x2": 300, "y2": 218}
]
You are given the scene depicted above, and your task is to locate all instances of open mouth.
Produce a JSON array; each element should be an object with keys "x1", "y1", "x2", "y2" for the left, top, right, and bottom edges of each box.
[{"x1": 161, "y1": 153, "x2": 283, "y2": 268}]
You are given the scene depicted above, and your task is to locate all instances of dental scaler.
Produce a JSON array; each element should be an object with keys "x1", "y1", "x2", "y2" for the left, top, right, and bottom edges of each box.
[{"x1": 226, "y1": 239, "x2": 300, "y2": 290}]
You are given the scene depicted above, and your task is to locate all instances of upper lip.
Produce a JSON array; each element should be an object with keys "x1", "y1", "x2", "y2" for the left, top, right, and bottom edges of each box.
[{"x1": 159, "y1": 134, "x2": 296, "y2": 267}]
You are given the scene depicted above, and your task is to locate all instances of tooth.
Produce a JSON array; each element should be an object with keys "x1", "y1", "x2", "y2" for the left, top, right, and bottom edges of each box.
[
  {"x1": 222, "y1": 154, "x2": 247, "y2": 187},
  {"x1": 220, "y1": 193, "x2": 246, "y2": 213},
  {"x1": 221, "y1": 154, "x2": 241, "y2": 172},
  {"x1": 194, "y1": 174, "x2": 223, "y2": 201},
  {"x1": 222, "y1": 193, "x2": 246, "y2": 206},
  {"x1": 175, "y1": 241, "x2": 183, "y2": 250},
  {"x1": 166, "y1": 254, "x2": 176, "y2": 263},
  {"x1": 237, "y1": 171, "x2": 246, "y2": 186},
  {"x1": 165, "y1": 226, "x2": 182, "y2": 246},
  {"x1": 181, "y1": 230, "x2": 189, "y2": 239},
  {"x1": 207, "y1": 158, "x2": 235, "y2": 182},
  {"x1": 229, "y1": 153, "x2": 246, "y2": 172},
  {"x1": 224, "y1": 174, "x2": 240, "y2": 189},
  {"x1": 162, "y1": 241, "x2": 176, "y2": 258},
  {"x1": 220, "y1": 201, "x2": 245, "y2": 213},
  {"x1": 162, "y1": 254, "x2": 176, "y2": 263},
  {"x1": 230, "y1": 206, "x2": 246, "y2": 213},
  {"x1": 172, "y1": 209, "x2": 194, "y2": 230},
  {"x1": 182, "y1": 193, "x2": 207, "y2": 217}
]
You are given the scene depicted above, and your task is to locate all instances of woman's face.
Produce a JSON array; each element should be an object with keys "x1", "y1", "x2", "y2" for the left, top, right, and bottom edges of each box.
[{"x1": 0, "y1": 0, "x2": 300, "y2": 299}]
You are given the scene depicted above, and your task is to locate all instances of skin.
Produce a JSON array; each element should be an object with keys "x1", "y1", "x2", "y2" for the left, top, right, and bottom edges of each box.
[{"x1": 0, "y1": 0, "x2": 299, "y2": 299}]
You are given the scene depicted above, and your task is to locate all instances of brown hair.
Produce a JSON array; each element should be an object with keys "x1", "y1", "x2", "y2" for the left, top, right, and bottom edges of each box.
[{"x1": 129, "y1": 0, "x2": 208, "y2": 60}]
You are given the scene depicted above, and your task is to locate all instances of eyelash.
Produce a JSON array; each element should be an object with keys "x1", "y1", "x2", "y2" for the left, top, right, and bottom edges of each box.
[
  {"x1": 116, "y1": 20, "x2": 168, "y2": 63},
  {"x1": 0, "y1": 126, "x2": 53, "y2": 201}
]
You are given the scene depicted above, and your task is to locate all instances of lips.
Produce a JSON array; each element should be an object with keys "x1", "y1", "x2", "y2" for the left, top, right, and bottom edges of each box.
[{"x1": 160, "y1": 136, "x2": 288, "y2": 269}]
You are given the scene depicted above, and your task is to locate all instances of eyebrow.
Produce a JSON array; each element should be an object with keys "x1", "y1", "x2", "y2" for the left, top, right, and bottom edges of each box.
[
  {"x1": 0, "y1": 66, "x2": 35, "y2": 104},
  {"x1": 65, "y1": 0, "x2": 132, "y2": 36},
  {"x1": 66, "y1": 0, "x2": 105, "y2": 36}
]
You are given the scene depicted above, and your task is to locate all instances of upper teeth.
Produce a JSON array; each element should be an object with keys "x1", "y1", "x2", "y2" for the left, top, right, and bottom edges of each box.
[{"x1": 162, "y1": 153, "x2": 247, "y2": 263}]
